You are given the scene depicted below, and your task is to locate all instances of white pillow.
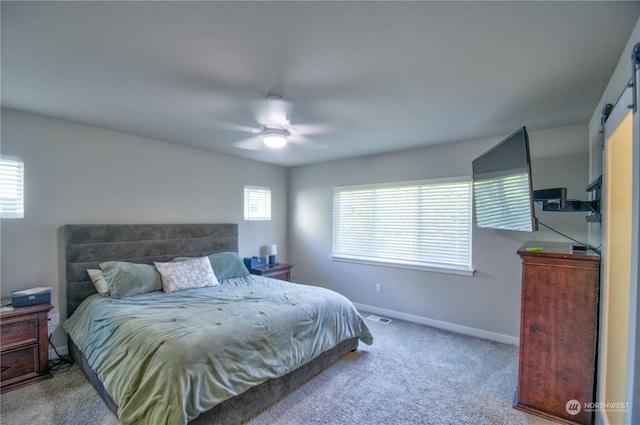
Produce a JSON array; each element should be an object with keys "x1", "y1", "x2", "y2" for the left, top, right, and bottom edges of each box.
[
  {"x1": 87, "y1": 269, "x2": 110, "y2": 297},
  {"x1": 155, "y1": 257, "x2": 219, "y2": 293}
]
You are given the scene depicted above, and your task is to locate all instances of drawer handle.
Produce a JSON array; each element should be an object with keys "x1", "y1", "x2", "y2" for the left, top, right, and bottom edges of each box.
[{"x1": 0, "y1": 366, "x2": 9, "y2": 372}]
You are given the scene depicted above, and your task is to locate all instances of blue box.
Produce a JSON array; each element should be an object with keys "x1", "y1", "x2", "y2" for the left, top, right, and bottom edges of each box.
[
  {"x1": 11, "y1": 287, "x2": 52, "y2": 307},
  {"x1": 244, "y1": 257, "x2": 267, "y2": 269}
]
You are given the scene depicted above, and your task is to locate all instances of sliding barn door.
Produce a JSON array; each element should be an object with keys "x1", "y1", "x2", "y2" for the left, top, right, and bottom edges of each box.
[{"x1": 599, "y1": 85, "x2": 635, "y2": 425}]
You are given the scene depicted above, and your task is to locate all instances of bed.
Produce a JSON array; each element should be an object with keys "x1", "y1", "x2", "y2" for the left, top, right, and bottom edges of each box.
[{"x1": 62, "y1": 224, "x2": 372, "y2": 425}]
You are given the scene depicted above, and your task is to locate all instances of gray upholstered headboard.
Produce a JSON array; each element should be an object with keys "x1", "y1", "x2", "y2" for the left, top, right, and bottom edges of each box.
[{"x1": 65, "y1": 223, "x2": 238, "y2": 317}]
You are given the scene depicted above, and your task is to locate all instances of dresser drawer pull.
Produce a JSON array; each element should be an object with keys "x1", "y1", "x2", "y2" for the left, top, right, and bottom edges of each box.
[{"x1": 1, "y1": 366, "x2": 9, "y2": 372}]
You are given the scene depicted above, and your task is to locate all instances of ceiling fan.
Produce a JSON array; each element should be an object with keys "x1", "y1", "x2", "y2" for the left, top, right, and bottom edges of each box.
[{"x1": 216, "y1": 94, "x2": 340, "y2": 151}]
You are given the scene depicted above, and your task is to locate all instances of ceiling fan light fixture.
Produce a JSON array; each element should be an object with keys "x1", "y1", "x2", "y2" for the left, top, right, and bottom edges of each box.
[{"x1": 263, "y1": 129, "x2": 288, "y2": 148}]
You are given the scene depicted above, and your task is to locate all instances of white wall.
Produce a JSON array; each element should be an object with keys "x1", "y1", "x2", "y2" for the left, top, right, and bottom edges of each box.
[
  {"x1": 0, "y1": 109, "x2": 595, "y2": 348},
  {"x1": 0, "y1": 108, "x2": 289, "y2": 330},
  {"x1": 289, "y1": 124, "x2": 591, "y2": 342}
]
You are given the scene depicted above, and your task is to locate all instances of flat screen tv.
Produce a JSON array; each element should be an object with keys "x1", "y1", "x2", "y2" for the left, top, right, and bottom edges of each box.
[{"x1": 472, "y1": 126, "x2": 537, "y2": 232}]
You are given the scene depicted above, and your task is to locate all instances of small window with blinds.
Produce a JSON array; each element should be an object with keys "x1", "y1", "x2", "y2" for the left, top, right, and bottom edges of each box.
[
  {"x1": 244, "y1": 186, "x2": 271, "y2": 221},
  {"x1": 0, "y1": 156, "x2": 24, "y2": 219},
  {"x1": 332, "y1": 177, "x2": 473, "y2": 274}
]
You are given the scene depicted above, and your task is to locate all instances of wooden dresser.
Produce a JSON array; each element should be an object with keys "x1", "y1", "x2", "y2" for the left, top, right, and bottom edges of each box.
[
  {"x1": 514, "y1": 242, "x2": 600, "y2": 425},
  {"x1": 0, "y1": 303, "x2": 53, "y2": 392}
]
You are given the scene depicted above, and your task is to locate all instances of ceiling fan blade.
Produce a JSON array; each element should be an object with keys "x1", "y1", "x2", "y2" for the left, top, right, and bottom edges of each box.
[
  {"x1": 289, "y1": 122, "x2": 349, "y2": 136},
  {"x1": 233, "y1": 136, "x2": 264, "y2": 151},
  {"x1": 288, "y1": 134, "x2": 328, "y2": 150},
  {"x1": 208, "y1": 121, "x2": 260, "y2": 134}
]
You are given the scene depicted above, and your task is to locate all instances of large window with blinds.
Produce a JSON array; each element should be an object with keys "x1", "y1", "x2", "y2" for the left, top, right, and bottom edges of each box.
[
  {"x1": 0, "y1": 156, "x2": 24, "y2": 219},
  {"x1": 332, "y1": 177, "x2": 472, "y2": 274}
]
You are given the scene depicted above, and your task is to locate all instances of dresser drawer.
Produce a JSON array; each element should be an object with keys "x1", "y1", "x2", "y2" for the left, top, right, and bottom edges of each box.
[
  {"x1": 0, "y1": 319, "x2": 39, "y2": 348},
  {"x1": 0, "y1": 344, "x2": 39, "y2": 385}
]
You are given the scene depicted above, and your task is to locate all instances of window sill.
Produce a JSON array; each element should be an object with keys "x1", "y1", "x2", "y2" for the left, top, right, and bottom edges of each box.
[{"x1": 331, "y1": 255, "x2": 474, "y2": 276}]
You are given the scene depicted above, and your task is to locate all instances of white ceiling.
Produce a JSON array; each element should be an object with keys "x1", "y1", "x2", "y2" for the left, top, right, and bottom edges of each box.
[{"x1": 2, "y1": 2, "x2": 639, "y2": 167}]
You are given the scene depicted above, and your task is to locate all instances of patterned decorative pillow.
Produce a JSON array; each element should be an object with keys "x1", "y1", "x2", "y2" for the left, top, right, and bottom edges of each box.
[
  {"x1": 87, "y1": 269, "x2": 110, "y2": 297},
  {"x1": 155, "y1": 256, "x2": 219, "y2": 293}
]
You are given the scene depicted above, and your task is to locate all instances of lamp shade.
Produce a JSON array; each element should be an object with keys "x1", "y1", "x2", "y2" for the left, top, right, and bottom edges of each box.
[{"x1": 266, "y1": 244, "x2": 277, "y2": 256}]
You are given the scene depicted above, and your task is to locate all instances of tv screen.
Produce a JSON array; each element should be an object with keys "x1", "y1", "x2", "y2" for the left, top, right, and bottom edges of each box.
[{"x1": 472, "y1": 127, "x2": 537, "y2": 232}]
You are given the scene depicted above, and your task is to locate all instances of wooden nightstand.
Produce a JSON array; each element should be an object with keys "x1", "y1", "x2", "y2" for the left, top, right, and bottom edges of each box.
[
  {"x1": 249, "y1": 263, "x2": 293, "y2": 282},
  {"x1": 1, "y1": 303, "x2": 53, "y2": 393}
]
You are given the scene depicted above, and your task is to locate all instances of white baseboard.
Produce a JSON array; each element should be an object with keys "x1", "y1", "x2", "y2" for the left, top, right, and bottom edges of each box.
[{"x1": 353, "y1": 302, "x2": 520, "y2": 346}]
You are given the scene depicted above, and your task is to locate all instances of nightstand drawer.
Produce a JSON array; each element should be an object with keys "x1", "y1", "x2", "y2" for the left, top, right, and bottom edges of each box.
[
  {"x1": 0, "y1": 344, "x2": 39, "y2": 383},
  {"x1": 0, "y1": 319, "x2": 38, "y2": 348}
]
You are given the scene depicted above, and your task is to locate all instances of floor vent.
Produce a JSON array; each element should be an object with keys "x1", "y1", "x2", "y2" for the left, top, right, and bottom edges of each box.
[{"x1": 366, "y1": 314, "x2": 392, "y2": 324}]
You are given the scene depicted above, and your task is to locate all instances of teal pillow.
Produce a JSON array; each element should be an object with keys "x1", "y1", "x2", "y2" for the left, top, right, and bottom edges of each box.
[
  {"x1": 207, "y1": 252, "x2": 250, "y2": 280},
  {"x1": 100, "y1": 261, "x2": 162, "y2": 299}
]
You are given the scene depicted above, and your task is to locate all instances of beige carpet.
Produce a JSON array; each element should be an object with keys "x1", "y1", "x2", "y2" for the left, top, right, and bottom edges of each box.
[{"x1": 1, "y1": 314, "x2": 554, "y2": 424}]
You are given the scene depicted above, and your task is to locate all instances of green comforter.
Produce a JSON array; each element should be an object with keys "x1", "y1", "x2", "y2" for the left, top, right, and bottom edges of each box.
[{"x1": 63, "y1": 275, "x2": 373, "y2": 425}]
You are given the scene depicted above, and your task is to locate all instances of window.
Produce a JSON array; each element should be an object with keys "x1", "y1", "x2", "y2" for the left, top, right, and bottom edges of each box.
[
  {"x1": 244, "y1": 186, "x2": 271, "y2": 221},
  {"x1": 0, "y1": 156, "x2": 24, "y2": 219},
  {"x1": 332, "y1": 177, "x2": 472, "y2": 274}
]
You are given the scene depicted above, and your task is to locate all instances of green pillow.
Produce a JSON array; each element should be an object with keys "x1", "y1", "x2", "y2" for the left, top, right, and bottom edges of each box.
[
  {"x1": 207, "y1": 252, "x2": 250, "y2": 280},
  {"x1": 100, "y1": 261, "x2": 162, "y2": 299}
]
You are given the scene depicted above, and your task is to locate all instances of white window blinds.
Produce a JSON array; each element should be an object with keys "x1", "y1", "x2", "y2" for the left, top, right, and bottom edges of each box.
[
  {"x1": 0, "y1": 156, "x2": 24, "y2": 219},
  {"x1": 244, "y1": 186, "x2": 271, "y2": 221},
  {"x1": 333, "y1": 177, "x2": 472, "y2": 273}
]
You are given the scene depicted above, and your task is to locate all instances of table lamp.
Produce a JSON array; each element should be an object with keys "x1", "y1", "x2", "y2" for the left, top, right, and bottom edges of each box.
[{"x1": 266, "y1": 244, "x2": 277, "y2": 265}]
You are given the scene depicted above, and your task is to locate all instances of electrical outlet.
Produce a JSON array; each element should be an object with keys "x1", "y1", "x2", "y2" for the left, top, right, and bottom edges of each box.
[
  {"x1": 48, "y1": 312, "x2": 59, "y2": 335},
  {"x1": 376, "y1": 283, "x2": 382, "y2": 293}
]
